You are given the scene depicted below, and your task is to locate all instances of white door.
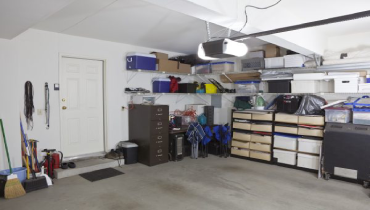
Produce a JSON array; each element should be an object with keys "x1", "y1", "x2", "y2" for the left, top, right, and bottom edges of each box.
[{"x1": 60, "y1": 57, "x2": 105, "y2": 157}]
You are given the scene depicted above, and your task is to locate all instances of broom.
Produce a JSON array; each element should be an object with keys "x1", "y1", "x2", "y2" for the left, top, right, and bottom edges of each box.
[{"x1": 0, "y1": 119, "x2": 26, "y2": 199}]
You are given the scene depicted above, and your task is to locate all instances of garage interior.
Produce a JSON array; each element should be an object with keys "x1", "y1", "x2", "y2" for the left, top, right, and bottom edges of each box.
[{"x1": 1, "y1": 0, "x2": 370, "y2": 209}]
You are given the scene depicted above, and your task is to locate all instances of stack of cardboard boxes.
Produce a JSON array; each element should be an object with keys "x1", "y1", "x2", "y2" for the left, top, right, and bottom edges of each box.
[{"x1": 151, "y1": 52, "x2": 191, "y2": 74}]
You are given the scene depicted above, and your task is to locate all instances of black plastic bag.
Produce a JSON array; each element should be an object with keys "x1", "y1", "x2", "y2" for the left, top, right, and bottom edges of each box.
[
  {"x1": 295, "y1": 95, "x2": 326, "y2": 115},
  {"x1": 169, "y1": 54, "x2": 210, "y2": 66}
]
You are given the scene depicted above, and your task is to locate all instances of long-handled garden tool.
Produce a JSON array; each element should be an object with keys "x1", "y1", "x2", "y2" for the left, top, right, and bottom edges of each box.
[
  {"x1": 0, "y1": 119, "x2": 26, "y2": 199},
  {"x1": 20, "y1": 118, "x2": 48, "y2": 193}
]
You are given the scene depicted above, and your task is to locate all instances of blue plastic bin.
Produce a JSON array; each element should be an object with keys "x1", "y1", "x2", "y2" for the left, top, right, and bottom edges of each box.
[
  {"x1": 126, "y1": 53, "x2": 157, "y2": 70},
  {"x1": 153, "y1": 78, "x2": 171, "y2": 93},
  {"x1": 0, "y1": 167, "x2": 27, "y2": 183}
]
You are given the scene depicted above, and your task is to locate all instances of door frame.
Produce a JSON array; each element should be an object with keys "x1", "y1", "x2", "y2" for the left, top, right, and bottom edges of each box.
[{"x1": 58, "y1": 53, "x2": 108, "y2": 157}]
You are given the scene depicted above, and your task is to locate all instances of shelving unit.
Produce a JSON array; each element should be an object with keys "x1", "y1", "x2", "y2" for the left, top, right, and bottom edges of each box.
[
  {"x1": 273, "y1": 113, "x2": 324, "y2": 171},
  {"x1": 231, "y1": 110, "x2": 274, "y2": 162}
]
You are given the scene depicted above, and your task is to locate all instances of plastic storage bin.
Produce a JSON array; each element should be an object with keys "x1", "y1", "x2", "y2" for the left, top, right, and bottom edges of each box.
[
  {"x1": 211, "y1": 61, "x2": 234, "y2": 73},
  {"x1": 353, "y1": 108, "x2": 370, "y2": 125},
  {"x1": 195, "y1": 64, "x2": 211, "y2": 74},
  {"x1": 205, "y1": 84, "x2": 217, "y2": 94},
  {"x1": 297, "y1": 154, "x2": 320, "y2": 170},
  {"x1": 291, "y1": 80, "x2": 320, "y2": 93},
  {"x1": 298, "y1": 138, "x2": 322, "y2": 154},
  {"x1": 334, "y1": 78, "x2": 358, "y2": 93},
  {"x1": 0, "y1": 167, "x2": 27, "y2": 183},
  {"x1": 274, "y1": 134, "x2": 298, "y2": 150},
  {"x1": 235, "y1": 81, "x2": 260, "y2": 93},
  {"x1": 152, "y1": 78, "x2": 170, "y2": 93},
  {"x1": 118, "y1": 142, "x2": 138, "y2": 164},
  {"x1": 284, "y1": 54, "x2": 311, "y2": 68},
  {"x1": 264, "y1": 57, "x2": 284, "y2": 68},
  {"x1": 178, "y1": 83, "x2": 197, "y2": 93},
  {"x1": 267, "y1": 80, "x2": 291, "y2": 93},
  {"x1": 273, "y1": 149, "x2": 297, "y2": 165},
  {"x1": 325, "y1": 107, "x2": 351, "y2": 123},
  {"x1": 126, "y1": 53, "x2": 156, "y2": 70}
]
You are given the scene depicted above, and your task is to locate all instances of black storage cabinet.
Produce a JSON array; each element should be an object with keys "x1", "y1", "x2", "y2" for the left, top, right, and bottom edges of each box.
[
  {"x1": 323, "y1": 123, "x2": 370, "y2": 183},
  {"x1": 178, "y1": 83, "x2": 197, "y2": 93},
  {"x1": 267, "y1": 80, "x2": 291, "y2": 93}
]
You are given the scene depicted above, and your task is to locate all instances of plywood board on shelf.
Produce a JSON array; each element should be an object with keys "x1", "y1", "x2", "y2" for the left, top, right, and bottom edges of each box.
[{"x1": 220, "y1": 72, "x2": 260, "y2": 83}]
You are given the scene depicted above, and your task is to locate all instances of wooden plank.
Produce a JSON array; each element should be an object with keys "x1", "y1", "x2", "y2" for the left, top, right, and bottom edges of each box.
[{"x1": 220, "y1": 72, "x2": 260, "y2": 83}]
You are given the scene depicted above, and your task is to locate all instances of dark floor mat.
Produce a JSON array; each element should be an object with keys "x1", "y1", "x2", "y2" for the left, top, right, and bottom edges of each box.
[{"x1": 79, "y1": 168, "x2": 124, "y2": 182}]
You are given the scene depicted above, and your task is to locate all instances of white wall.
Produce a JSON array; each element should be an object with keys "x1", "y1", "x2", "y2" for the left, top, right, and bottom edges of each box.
[
  {"x1": 0, "y1": 38, "x2": 20, "y2": 170},
  {"x1": 1, "y1": 29, "x2": 196, "y2": 170},
  {"x1": 327, "y1": 31, "x2": 370, "y2": 52}
]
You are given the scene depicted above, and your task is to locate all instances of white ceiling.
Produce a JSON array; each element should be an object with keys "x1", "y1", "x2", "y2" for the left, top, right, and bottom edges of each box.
[
  {"x1": 0, "y1": 0, "x2": 74, "y2": 39},
  {"x1": 32, "y1": 0, "x2": 267, "y2": 54}
]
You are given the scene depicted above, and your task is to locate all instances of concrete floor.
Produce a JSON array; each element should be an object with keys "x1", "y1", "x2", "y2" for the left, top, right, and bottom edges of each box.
[{"x1": 1, "y1": 156, "x2": 369, "y2": 210}]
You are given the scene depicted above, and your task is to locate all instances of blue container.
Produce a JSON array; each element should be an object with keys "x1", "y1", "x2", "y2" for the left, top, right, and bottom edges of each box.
[
  {"x1": 0, "y1": 167, "x2": 27, "y2": 183},
  {"x1": 153, "y1": 78, "x2": 171, "y2": 93},
  {"x1": 126, "y1": 53, "x2": 157, "y2": 70}
]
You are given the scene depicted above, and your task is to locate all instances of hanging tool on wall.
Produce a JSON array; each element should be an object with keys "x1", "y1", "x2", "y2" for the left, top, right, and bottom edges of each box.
[
  {"x1": 24, "y1": 81, "x2": 34, "y2": 130},
  {"x1": 45, "y1": 82, "x2": 50, "y2": 129}
]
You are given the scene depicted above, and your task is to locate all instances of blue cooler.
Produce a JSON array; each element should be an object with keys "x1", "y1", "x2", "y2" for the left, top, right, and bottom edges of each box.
[
  {"x1": 153, "y1": 78, "x2": 171, "y2": 93},
  {"x1": 126, "y1": 53, "x2": 157, "y2": 70}
]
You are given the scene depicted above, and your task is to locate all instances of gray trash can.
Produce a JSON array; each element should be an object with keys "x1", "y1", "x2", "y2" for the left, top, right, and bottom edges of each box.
[{"x1": 118, "y1": 142, "x2": 138, "y2": 164}]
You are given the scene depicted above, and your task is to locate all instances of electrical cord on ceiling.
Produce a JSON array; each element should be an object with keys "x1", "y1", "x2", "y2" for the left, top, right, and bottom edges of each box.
[
  {"x1": 24, "y1": 81, "x2": 35, "y2": 130},
  {"x1": 232, "y1": 0, "x2": 282, "y2": 36},
  {"x1": 208, "y1": 0, "x2": 282, "y2": 40}
]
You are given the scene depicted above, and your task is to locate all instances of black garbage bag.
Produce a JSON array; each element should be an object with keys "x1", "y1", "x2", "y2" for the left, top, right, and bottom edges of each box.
[
  {"x1": 295, "y1": 95, "x2": 326, "y2": 115},
  {"x1": 169, "y1": 54, "x2": 210, "y2": 66}
]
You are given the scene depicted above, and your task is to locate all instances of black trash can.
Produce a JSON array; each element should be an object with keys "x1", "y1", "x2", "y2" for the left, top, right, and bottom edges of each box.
[{"x1": 118, "y1": 142, "x2": 138, "y2": 164}]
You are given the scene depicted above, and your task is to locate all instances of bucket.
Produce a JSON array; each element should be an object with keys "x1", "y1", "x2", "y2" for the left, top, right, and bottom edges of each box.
[
  {"x1": 205, "y1": 84, "x2": 217, "y2": 94},
  {"x1": 0, "y1": 167, "x2": 27, "y2": 183}
]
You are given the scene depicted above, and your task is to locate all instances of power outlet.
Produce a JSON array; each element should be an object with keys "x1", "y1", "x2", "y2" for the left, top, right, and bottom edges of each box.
[{"x1": 37, "y1": 109, "x2": 43, "y2": 115}]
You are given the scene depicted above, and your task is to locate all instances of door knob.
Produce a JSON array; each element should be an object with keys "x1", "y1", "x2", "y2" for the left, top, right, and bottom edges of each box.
[{"x1": 62, "y1": 106, "x2": 67, "y2": 110}]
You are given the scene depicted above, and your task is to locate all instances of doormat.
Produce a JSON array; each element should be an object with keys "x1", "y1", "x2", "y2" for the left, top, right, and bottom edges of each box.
[{"x1": 79, "y1": 168, "x2": 124, "y2": 182}]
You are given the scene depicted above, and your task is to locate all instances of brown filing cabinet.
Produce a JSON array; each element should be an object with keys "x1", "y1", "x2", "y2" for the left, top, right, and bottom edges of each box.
[{"x1": 129, "y1": 104, "x2": 169, "y2": 166}]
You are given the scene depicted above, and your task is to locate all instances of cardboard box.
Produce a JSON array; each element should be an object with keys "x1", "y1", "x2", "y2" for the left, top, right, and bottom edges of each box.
[
  {"x1": 151, "y1": 52, "x2": 168, "y2": 60},
  {"x1": 177, "y1": 62, "x2": 191, "y2": 73},
  {"x1": 298, "y1": 127, "x2": 324, "y2": 137},
  {"x1": 250, "y1": 142, "x2": 271, "y2": 152},
  {"x1": 298, "y1": 116, "x2": 325, "y2": 126},
  {"x1": 251, "y1": 134, "x2": 272, "y2": 144},
  {"x1": 252, "y1": 113, "x2": 273, "y2": 121},
  {"x1": 158, "y1": 59, "x2": 178, "y2": 72},
  {"x1": 251, "y1": 124, "x2": 272, "y2": 132},
  {"x1": 250, "y1": 151, "x2": 271, "y2": 161},
  {"x1": 275, "y1": 125, "x2": 298, "y2": 135},
  {"x1": 231, "y1": 148, "x2": 250, "y2": 157},
  {"x1": 233, "y1": 132, "x2": 251, "y2": 141},
  {"x1": 275, "y1": 113, "x2": 299, "y2": 124},
  {"x1": 233, "y1": 122, "x2": 251, "y2": 130},
  {"x1": 265, "y1": 44, "x2": 280, "y2": 58},
  {"x1": 232, "y1": 140, "x2": 250, "y2": 149},
  {"x1": 233, "y1": 112, "x2": 252, "y2": 120}
]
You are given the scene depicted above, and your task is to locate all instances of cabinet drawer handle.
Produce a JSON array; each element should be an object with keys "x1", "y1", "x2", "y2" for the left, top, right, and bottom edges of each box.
[
  {"x1": 157, "y1": 136, "x2": 162, "y2": 140},
  {"x1": 157, "y1": 149, "x2": 162, "y2": 153},
  {"x1": 157, "y1": 122, "x2": 162, "y2": 126},
  {"x1": 156, "y1": 141, "x2": 163, "y2": 144},
  {"x1": 156, "y1": 127, "x2": 163, "y2": 130},
  {"x1": 157, "y1": 108, "x2": 162, "y2": 112}
]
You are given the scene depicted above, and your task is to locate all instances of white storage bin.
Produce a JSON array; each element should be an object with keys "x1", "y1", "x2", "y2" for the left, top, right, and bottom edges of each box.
[
  {"x1": 358, "y1": 83, "x2": 370, "y2": 93},
  {"x1": 264, "y1": 57, "x2": 284, "y2": 68},
  {"x1": 291, "y1": 80, "x2": 320, "y2": 93},
  {"x1": 353, "y1": 109, "x2": 370, "y2": 125},
  {"x1": 274, "y1": 134, "x2": 297, "y2": 150},
  {"x1": 334, "y1": 78, "x2": 358, "y2": 93},
  {"x1": 273, "y1": 149, "x2": 297, "y2": 165},
  {"x1": 320, "y1": 80, "x2": 334, "y2": 93},
  {"x1": 235, "y1": 81, "x2": 260, "y2": 93},
  {"x1": 325, "y1": 107, "x2": 351, "y2": 123},
  {"x1": 298, "y1": 138, "x2": 322, "y2": 154},
  {"x1": 293, "y1": 73, "x2": 325, "y2": 80},
  {"x1": 195, "y1": 64, "x2": 211, "y2": 74},
  {"x1": 211, "y1": 61, "x2": 234, "y2": 73},
  {"x1": 284, "y1": 54, "x2": 311, "y2": 68},
  {"x1": 297, "y1": 154, "x2": 320, "y2": 170}
]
